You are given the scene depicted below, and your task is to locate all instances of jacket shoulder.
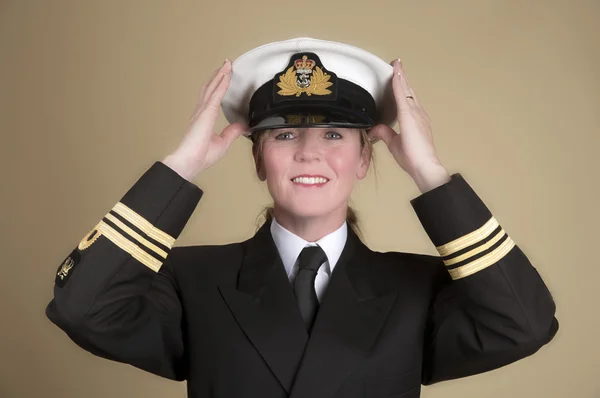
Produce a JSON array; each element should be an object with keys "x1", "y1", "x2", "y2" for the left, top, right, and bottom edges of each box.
[
  {"x1": 366, "y1": 248, "x2": 448, "y2": 287},
  {"x1": 166, "y1": 238, "x2": 248, "y2": 284}
]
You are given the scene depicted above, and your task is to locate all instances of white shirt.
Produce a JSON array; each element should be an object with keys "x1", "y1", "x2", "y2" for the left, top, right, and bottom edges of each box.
[{"x1": 270, "y1": 217, "x2": 347, "y2": 303}]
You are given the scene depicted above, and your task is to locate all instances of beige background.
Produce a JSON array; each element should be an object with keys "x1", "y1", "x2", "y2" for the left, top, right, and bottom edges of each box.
[{"x1": 1, "y1": 0, "x2": 598, "y2": 397}]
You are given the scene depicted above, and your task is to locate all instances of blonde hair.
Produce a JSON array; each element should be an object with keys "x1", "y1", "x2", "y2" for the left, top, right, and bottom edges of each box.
[{"x1": 251, "y1": 127, "x2": 377, "y2": 242}]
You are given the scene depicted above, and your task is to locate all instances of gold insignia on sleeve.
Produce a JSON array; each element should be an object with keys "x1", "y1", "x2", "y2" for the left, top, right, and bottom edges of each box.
[
  {"x1": 277, "y1": 55, "x2": 333, "y2": 97},
  {"x1": 78, "y1": 222, "x2": 102, "y2": 251},
  {"x1": 437, "y1": 216, "x2": 516, "y2": 280},
  {"x1": 111, "y1": 202, "x2": 175, "y2": 248},
  {"x1": 57, "y1": 256, "x2": 75, "y2": 280},
  {"x1": 83, "y1": 202, "x2": 176, "y2": 273}
]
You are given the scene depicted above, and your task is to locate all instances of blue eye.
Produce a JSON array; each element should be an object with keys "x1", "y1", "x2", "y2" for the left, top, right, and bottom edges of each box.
[
  {"x1": 275, "y1": 131, "x2": 293, "y2": 140},
  {"x1": 326, "y1": 131, "x2": 342, "y2": 139}
]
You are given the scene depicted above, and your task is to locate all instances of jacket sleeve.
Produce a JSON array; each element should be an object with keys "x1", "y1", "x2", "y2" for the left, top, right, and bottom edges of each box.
[
  {"x1": 409, "y1": 173, "x2": 559, "y2": 385},
  {"x1": 45, "y1": 161, "x2": 203, "y2": 381}
]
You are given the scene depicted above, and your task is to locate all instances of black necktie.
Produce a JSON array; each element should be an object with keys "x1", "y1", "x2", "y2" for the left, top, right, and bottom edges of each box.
[{"x1": 293, "y1": 245, "x2": 327, "y2": 333}]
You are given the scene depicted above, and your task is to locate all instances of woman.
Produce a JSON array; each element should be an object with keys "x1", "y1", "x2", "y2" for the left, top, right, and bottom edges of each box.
[{"x1": 46, "y1": 38, "x2": 559, "y2": 398}]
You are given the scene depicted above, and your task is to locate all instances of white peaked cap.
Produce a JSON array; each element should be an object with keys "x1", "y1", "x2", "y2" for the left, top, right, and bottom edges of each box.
[{"x1": 221, "y1": 37, "x2": 397, "y2": 136}]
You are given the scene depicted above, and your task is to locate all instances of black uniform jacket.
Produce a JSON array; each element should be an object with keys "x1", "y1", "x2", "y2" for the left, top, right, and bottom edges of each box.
[{"x1": 46, "y1": 161, "x2": 559, "y2": 398}]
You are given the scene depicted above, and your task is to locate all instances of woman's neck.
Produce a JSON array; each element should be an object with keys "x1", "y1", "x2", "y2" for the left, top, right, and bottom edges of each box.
[{"x1": 272, "y1": 205, "x2": 347, "y2": 242}]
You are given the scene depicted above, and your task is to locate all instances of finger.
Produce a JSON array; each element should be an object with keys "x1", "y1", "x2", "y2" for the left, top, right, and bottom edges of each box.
[
  {"x1": 187, "y1": 64, "x2": 233, "y2": 139},
  {"x1": 201, "y1": 59, "x2": 231, "y2": 107},
  {"x1": 205, "y1": 62, "x2": 233, "y2": 111},
  {"x1": 196, "y1": 61, "x2": 229, "y2": 106},
  {"x1": 191, "y1": 64, "x2": 233, "y2": 133},
  {"x1": 200, "y1": 59, "x2": 230, "y2": 107},
  {"x1": 220, "y1": 122, "x2": 248, "y2": 149},
  {"x1": 392, "y1": 59, "x2": 411, "y2": 96},
  {"x1": 395, "y1": 61, "x2": 431, "y2": 122},
  {"x1": 367, "y1": 124, "x2": 397, "y2": 147},
  {"x1": 189, "y1": 64, "x2": 226, "y2": 123},
  {"x1": 395, "y1": 60, "x2": 422, "y2": 107},
  {"x1": 404, "y1": 87, "x2": 420, "y2": 107},
  {"x1": 391, "y1": 59, "x2": 411, "y2": 113},
  {"x1": 196, "y1": 65, "x2": 223, "y2": 105}
]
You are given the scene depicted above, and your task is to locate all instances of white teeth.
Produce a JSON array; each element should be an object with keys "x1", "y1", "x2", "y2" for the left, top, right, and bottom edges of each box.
[{"x1": 292, "y1": 176, "x2": 328, "y2": 184}]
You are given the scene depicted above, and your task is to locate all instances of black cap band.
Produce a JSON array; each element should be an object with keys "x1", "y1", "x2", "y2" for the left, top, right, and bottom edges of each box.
[{"x1": 247, "y1": 52, "x2": 377, "y2": 134}]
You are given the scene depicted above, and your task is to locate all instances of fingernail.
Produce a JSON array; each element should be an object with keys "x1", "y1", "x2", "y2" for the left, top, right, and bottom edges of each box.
[{"x1": 223, "y1": 58, "x2": 229, "y2": 66}]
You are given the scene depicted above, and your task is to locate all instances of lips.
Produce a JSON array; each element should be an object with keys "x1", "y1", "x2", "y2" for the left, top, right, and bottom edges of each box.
[{"x1": 291, "y1": 175, "x2": 330, "y2": 186}]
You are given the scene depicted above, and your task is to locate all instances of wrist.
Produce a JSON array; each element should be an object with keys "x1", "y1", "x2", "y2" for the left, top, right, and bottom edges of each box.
[
  {"x1": 161, "y1": 152, "x2": 201, "y2": 182},
  {"x1": 410, "y1": 163, "x2": 451, "y2": 194}
]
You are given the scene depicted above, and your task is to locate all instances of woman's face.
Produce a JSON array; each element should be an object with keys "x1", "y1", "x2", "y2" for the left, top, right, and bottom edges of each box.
[{"x1": 259, "y1": 127, "x2": 370, "y2": 219}]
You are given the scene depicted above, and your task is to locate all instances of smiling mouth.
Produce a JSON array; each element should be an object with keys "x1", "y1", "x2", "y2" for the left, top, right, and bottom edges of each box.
[{"x1": 291, "y1": 176, "x2": 329, "y2": 186}]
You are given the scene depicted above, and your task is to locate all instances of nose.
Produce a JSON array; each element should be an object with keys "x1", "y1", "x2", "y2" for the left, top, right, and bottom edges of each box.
[{"x1": 294, "y1": 133, "x2": 322, "y2": 162}]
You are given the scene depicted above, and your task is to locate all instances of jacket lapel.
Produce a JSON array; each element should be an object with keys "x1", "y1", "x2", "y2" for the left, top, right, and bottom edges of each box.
[
  {"x1": 289, "y1": 225, "x2": 398, "y2": 398},
  {"x1": 217, "y1": 220, "x2": 309, "y2": 394}
]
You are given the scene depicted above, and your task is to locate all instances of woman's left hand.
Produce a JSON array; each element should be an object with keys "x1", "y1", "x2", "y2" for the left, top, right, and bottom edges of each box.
[{"x1": 368, "y1": 59, "x2": 444, "y2": 180}]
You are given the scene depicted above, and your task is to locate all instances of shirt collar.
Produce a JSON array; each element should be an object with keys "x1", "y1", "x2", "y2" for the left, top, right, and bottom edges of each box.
[{"x1": 270, "y1": 217, "x2": 348, "y2": 278}]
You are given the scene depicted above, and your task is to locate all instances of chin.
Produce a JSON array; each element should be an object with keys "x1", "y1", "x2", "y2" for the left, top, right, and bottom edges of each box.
[{"x1": 277, "y1": 201, "x2": 329, "y2": 219}]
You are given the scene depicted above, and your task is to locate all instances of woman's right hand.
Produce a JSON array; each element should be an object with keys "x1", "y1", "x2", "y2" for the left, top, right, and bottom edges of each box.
[{"x1": 162, "y1": 59, "x2": 248, "y2": 181}]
